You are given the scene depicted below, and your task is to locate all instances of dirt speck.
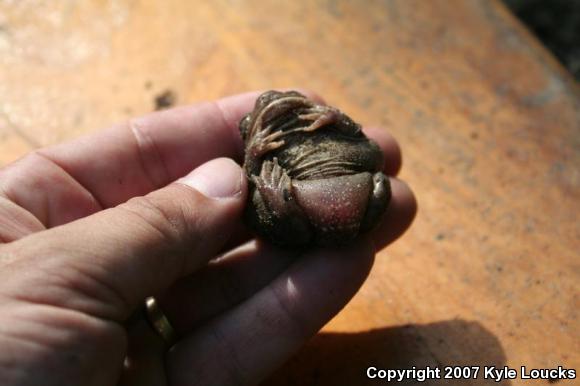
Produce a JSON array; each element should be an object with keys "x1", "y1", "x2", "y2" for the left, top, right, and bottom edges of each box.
[{"x1": 154, "y1": 89, "x2": 176, "y2": 110}]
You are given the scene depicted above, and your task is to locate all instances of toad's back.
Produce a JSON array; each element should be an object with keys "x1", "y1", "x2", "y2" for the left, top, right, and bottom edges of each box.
[{"x1": 270, "y1": 130, "x2": 383, "y2": 180}]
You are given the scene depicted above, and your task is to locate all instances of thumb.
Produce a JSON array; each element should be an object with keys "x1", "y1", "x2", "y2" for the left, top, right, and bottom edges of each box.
[{"x1": 0, "y1": 157, "x2": 247, "y2": 321}]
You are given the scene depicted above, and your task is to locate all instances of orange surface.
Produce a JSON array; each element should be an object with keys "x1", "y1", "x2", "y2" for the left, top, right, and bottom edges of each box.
[{"x1": 0, "y1": 1, "x2": 578, "y2": 385}]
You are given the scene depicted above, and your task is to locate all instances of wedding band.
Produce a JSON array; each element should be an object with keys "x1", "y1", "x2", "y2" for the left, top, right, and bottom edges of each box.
[{"x1": 144, "y1": 296, "x2": 178, "y2": 346}]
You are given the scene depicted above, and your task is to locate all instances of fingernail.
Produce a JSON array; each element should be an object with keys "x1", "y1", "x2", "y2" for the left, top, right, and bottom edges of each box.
[{"x1": 177, "y1": 158, "x2": 243, "y2": 199}]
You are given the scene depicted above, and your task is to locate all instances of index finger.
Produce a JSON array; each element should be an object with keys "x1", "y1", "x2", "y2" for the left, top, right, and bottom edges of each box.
[{"x1": 38, "y1": 91, "x2": 260, "y2": 208}]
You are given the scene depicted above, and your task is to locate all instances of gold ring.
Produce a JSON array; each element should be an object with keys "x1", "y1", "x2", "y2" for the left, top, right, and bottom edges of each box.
[{"x1": 144, "y1": 296, "x2": 178, "y2": 347}]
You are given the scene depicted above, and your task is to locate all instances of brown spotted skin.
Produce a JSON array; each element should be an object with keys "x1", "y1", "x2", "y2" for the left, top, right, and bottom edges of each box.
[{"x1": 241, "y1": 90, "x2": 391, "y2": 248}]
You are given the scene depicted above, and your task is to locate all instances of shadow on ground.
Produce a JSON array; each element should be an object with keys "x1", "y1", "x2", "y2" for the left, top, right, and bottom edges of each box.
[{"x1": 263, "y1": 319, "x2": 511, "y2": 385}]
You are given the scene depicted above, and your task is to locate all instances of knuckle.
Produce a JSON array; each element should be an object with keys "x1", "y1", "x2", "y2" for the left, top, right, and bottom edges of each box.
[
  {"x1": 128, "y1": 118, "x2": 172, "y2": 189},
  {"x1": 118, "y1": 191, "x2": 195, "y2": 249},
  {"x1": 267, "y1": 285, "x2": 309, "y2": 339}
]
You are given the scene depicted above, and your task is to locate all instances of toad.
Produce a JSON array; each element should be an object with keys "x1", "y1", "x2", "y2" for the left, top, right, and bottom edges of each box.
[{"x1": 240, "y1": 90, "x2": 390, "y2": 248}]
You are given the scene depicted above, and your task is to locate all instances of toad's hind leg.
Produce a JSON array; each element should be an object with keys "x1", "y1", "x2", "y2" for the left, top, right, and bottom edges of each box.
[
  {"x1": 247, "y1": 158, "x2": 313, "y2": 247},
  {"x1": 298, "y1": 105, "x2": 362, "y2": 137},
  {"x1": 360, "y1": 172, "x2": 391, "y2": 232},
  {"x1": 298, "y1": 105, "x2": 341, "y2": 132}
]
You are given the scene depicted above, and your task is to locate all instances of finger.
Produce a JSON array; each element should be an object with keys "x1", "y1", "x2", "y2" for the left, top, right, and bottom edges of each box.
[
  {"x1": 0, "y1": 92, "x2": 255, "y2": 233},
  {"x1": 39, "y1": 92, "x2": 251, "y2": 207},
  {"x1": 0, "y1": 158, "x2": 247, "y2": 322},
  {"x1": 0, "y1": 89, "x2": 322, "y2": 230},
  {"x1": 363, "y1": 127, "x2": 402, "y2": 176},
  {"x1": 158, "y1": 177, "x2": 415, "y2": 331},
  {"x1": 166, "y1": 240, "x2": 375, "y2": 386},
  {"x1": 159, "y1": 241, "x2": 298, "y2": 333}
]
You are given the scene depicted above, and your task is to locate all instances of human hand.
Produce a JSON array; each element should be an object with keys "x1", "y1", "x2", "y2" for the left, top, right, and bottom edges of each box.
[{"x1": 0, "y1": 91, "x2": 416, "y2": 385}]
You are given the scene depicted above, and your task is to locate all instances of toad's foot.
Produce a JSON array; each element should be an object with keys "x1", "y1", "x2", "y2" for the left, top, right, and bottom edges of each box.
[
  {"x1": 247, "y1": 123, "x2": 286, "y2": 159},
  {"x1": 248, "y1": 158, "x2": 312, "y2": 246},
  {"x1": 360, "y1": 172, "x2": 391, "y2": 232},
  {"x1": 247, "y1": 107, "x2": 333, "y2": 159},
  {"x1": 298, "y1": 105, "x2": 341, "y2": 132},
  {"x1": 251, "y1": 157, "x2": 294, "y2": 214},
  {"x1": 244, "y1": 124, "x2": 291, "y2": 176},
  {"x1": 247, "y1": 105, "x2": 346, "y2": 159}
]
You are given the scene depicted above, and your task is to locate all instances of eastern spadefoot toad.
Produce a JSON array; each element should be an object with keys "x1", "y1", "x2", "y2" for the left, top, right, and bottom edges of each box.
[{"x1": 240, "y1": 90, "x2": 390, "y2": 248}]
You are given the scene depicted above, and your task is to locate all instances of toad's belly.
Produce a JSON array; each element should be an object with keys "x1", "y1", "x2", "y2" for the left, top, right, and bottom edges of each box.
[{"x1": 292, "y1": 172, "x2": 374, "y2": 243}]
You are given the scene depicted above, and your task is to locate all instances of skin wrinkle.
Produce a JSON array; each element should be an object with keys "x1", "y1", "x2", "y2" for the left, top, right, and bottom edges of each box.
[
  {"x1": 0, "y1": 181, "x2": 13, "y2": 200},
  {"x1": 0, "y1": 301, "x2": 123, "y2": 353},
  {"x1": 0, "y1": 304, "x2": 127, "y2": 386},
  {"x1": 33, "y1": 151, "x2": 105, "y2": 216},
  {"x1": 265, "y1": 281, "x2": 310, "y2": 341},
  {"x1": 0, "y1": 206, "x2": 38, "y2": 243},
  {"x1": 0, "y1": 328, "x2": 48, "y2": 382},
  {"x1": 205, "y1": 324, "x2": 246, "y2": 386},
  {"x1": 30, "y1": 153, "x2": 61, "y2": 227},
  {"x1": 0, "y1": 197, "x2": 46, "y2": 235},
  {"x1": 0, "y1": 163, "x2": 49, "y2": 228},
  {"x1": 171, "y1": 189, "x2": 203, "y2": 279},
  {"x1": 110, "y1": 205, "x2": 188, "y2": 300},
  {"x1": 119, "y1": 195, "x2": 190, "y2": 253},
  {"x1": 0, "y1": 311, "x2": 50, "y2": 350},
  {"x1": 6, "y1": 299, "x2": 130, "y2": 386},
  {"x1": 168, "y1": 184, "x2": 208, "y2": 278},
  {"x1": 211, "y1": 100, "x2": 246, "y2": 163},
  {"x1": 128, "y1": 119, "x2": 173, "y2": 191},
  {"x1": 61, "y1": 260, "x2": 133, "y2": 321},
  {"x1": 0, "y1": 255, "x2": 128, "y2": 322},
  {"x1": 112, "y1": 187, "x2": 211, "y2": 287},
  {"x1": 154, "y1": 184, "x2": 220, "y2": 257}
]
